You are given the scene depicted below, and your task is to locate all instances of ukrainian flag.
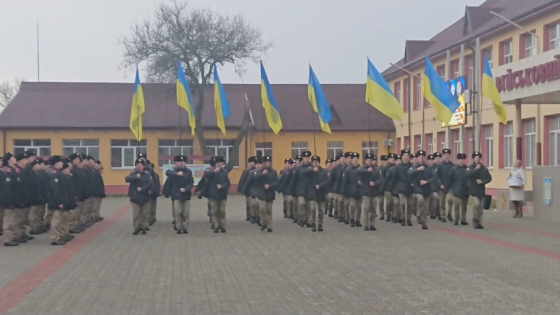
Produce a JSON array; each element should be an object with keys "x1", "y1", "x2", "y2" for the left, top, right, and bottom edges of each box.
[
  {"x1": 260, "y1": 61, "x2": 283, "y2": 134},
  {"x1": 481, "y1": 56, "x2": 507, "y2": 124},
  {"x1": 308, "y1": 65, "x2": 332, "y2": 134},
  {"x1": 176, "y1": 60, "x2": 196, "y2": 135},
  {"x1": 129, "y1": 67, "x2": 145, "y2": 142},
  {"x1": 213, "y1": 64, "x2": 230, "y2": 135},
  {"x1": 421, "y1": 57, "x2": 460, "y2": 123},
  {"x1": 365, "y1": 58, "x2": 404, "y2": 120}
]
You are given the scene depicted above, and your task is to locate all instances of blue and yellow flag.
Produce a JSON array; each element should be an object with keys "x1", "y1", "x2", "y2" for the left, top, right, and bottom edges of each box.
[
  {"x1": 213, "y1": 64, "x2": 231, "y2": 135},
  {"x1": 421, "y1": 57, "x2": 460, "y2": 123},
  {"x1": 129, "y1": 67, "x2": 145, "y2": 142},
  {"x1": 481, "y1": 56, "x2": 507, "y2": 124},
  {"x1": 260, "y1": 61, "x2": 282, "y2": 134},
  {"x1": 308, "y1": 65, "x2": 332, "y2": 134},
  {"x1": 176, "y1": 60, "x2": 196, "y2": 135},
  {"x1": 365, "y1": 58, "x2": 404, "y2": 121}
]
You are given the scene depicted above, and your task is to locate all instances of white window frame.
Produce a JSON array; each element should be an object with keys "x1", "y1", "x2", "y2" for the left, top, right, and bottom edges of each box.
[
  {"x1": 13, "y1": 139, "x2": 51, "y2": 157},
  {"x1": 524, "y1": 34, "x2": 536, "y2": 58},
  {"x1": 426, "y1": 134, "x2": 433, "y2": 154},
  {"x1": 467, "y1": 55, "x2": 474, "y2": 89},
  {"x1": 468, "y1": 128, "x2": 474, "y2": 156},
  {"x1": 62, "y1": 139, "x2": 100, "y2": 159},
  {"x1": 452, "y1": 130, "x2": 460, "y2": 163},
  {"x1": 414, "y1": 76, "x2": 422, "y2": 110},
  {"x1": 485, "y1": 125, "x2": 494, "y2": 168},
  {"x1": 550, "y1": 23, "x2": 560, "y2": 50},
  {"x1": 452, "y1": 61, "x2": 460, "y2": 78},
  {"x1": 291, "y1": 142, "x2": 308, "y2": 158},
  {"x1": 206, "y1": 139, "x2": 236, "y2": 166},
  {"x1": 483, "y1": 48, "x2": 493, "y2": 68},
  {"x1": 110, "y1": 139, "x2": 147, "y2": 169},
  {"x1": 437, "y1": 66, "x2": 446, "y2": 81},
  {"x1": 327, "y1": 141, "x2": 344, "y2": 160},
  {"x1": 361, "y1": 141, "x2": 378, "y2": 156},
  {"x1": 503, "y1": 41, "x2": 513, "y2": 64},
  {"x1": 550, "y1": 116, "x2": 560, "y2": 166},
  {"x1": 524, "y1": 119, "x2": 536, "y2": 169},
  {"x1": 438, "y1": 132, "x2": 446, "y2": 153},
  {"x1": 158, "y1": 139, "x2": 194, "y2": 167},
  {"x1": 504, "y1": 122, "x2": 513, "y2": 168},
  {"x1": 255, "y1": 142, "x2": 273, "y2": 159},
  {"x1": 395, "y1": 82, "x2": 401, "y2": 102}
]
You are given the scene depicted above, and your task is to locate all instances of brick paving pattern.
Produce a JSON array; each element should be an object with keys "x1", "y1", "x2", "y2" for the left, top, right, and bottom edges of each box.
[{"x1": 1, "y1": 196, "x2": 559, "y2": 315}]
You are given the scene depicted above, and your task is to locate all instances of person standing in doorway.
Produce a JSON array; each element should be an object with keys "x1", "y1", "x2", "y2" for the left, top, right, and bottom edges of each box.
[{"x1": 508, "y1": 160, "x2": 526, "y2": 218}]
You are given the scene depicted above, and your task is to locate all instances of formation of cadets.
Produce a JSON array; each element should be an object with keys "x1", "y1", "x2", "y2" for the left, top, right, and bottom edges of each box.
[{"x1": 1, "y1": 151, "x2": 106, "y2": 247}]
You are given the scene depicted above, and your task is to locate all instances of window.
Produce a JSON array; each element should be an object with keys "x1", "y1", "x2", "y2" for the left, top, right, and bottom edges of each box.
[
  {"x1": 466, "y1": 128, "x2": 474, "y2": 158},
  {"x1": 414, "y1": 135, "x2": 421, "y2": 153},
  {"x1": 403, "y1": 78, "x2": 409, "y2": 112},
  {"x1": 502, "y1": 40, "x2": 513, "y2": 64},
  {"x1": 327, "y1": 141, "x2": 344, "y2": 160},
  {"x1": 437, "y1": 131, "x2": 445, "y2": 152},
  {"x1": 361, "y1": 141, "x2": 378, "y2": 164},
  {"x1": 207, "y1": 139, "x2": 237, "y2": 165},
  {"x1": 62, "y1": 139, "x2": 100, "y2": 159},
  {"x1": 437, "y1": 65, "x2": 446, "y2": 81},
  {"x1": 524, "y1": 119, "x2": 536, "y2": 168},
  {"x1": 451, "y1": 60, "x2": 460, "y2": 78},
  {"x1": 255, "y1": 142, "x2": 273, "y2": 159},
  {"x1": 483, "y1": 47, "x2": 493, "y2": 68},
  {"x1": 549, "y1": 115, "x2": 560, "y2": 166},
  {"x1": 504, "y1": 122, "x2": 513, "y2": 168},
  {"x1": 158, "y1": 139, "x2": 194, "y2": 166},
  {"x1": 550, "y1": 23, "x2": 560, "y2": 50},
  {"x1": 426, "y1": 134, "x2": 433, "y2": 154},
  {"x1": 484, "y1": 125, "x2": 494, "y2": 168},
  {"x1": 404, "y1": 136, "x2": 410, "y2": 150},
  {"x1": 414, "y1": 76, "x2": 421, "y2": 110},
  {"x1": 13, "y1": 139, "x2": 51, "y2": 157},
  {"x1": 452, "y1": 130, "x2": 460, "y2": 162},
  {"x1": 394, "y1": 81, "x2": 401, "y2": 102},
  {"x1": 466, "y1": 55, "x2": 474, "y2": 88},
  {"x1": 524, "y1": 34, "x2": 536, "y2": 58},
  {"x1": 110, "y1": 139, "x2": 147, "y2": 168},
  {"x1": 291, "y1": 141, "x2": 308, "y2": 158}
]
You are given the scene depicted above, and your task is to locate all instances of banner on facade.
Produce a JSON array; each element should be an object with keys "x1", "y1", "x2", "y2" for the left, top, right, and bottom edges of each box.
[{"x1": 162, "y1": 164, "x2": 210, "y2": 186}]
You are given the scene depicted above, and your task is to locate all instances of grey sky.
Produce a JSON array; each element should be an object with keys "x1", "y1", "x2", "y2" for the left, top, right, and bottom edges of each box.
[{"x1": 0, "y1": 0, "x2": 484, "y2": 85}]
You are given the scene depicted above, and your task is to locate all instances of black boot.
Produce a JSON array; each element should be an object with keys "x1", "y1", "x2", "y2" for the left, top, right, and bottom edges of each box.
[
  {"x1": 306, "y1": 222, "x2": 312, "y2": 228},
  {"x1": 416, "y1": 217, "x2": 422, "y2": 224},
  {"x1": 4, "y1": 241, "x2": 19, "y2": 247},
  {"x1": 283, "y1": 209, "x2": 287, "y2": 218},
  {"x1": 350, "y1": 219, "x2": 355, "y2": 227},
  {"x1": 133, "y1": 229, "x2": 141, "y2": 235},
  {"x1": 370, "y1": 226, "x2": 377, "y2": 231},
  {"x1": 318, "y1": 225, "x2": 323, "y2": 232},
  {"x1": 447, "y1": 214, "x2": 453, "y2": 222},
  {"x1": 422, "y1": 223, "x2": 428, "y2": 230},
  {"x1": 50, "y1": 239, "x2": 66, "y2": 246},
  {"x1": 220, "y1": 227, "x2": 226, "y2": 233},
  {"x1": 183, "y1": 228, "x2": 188, "y2": 234},
  {"x1": 267, "y1": 227, "x2": 273, "y2": 232},
  {"x1": 401, "y1": 221, "x2": 406, "y2": 226},
  {"x1": 473, "y1": 221, "x2": 484, "y2": 229},
  {"x1": 407, "y1": 220, "x2": 413, "y2": 226},
  {"x1": 311, "y1": 224, "x2": 317, "y2": 232},
  {"x1": 177, "y1": 229, "x2": 183, "y2": 234},
  {"x1": 260, "y1": 225, "x2": 266, "y2": 231},
  {"x1": 355, "y1": 221, "x2": 362, "y2": 227},
  {"x1": 214, "y1": 228, "x2": 219, "y2": 233},
  {"x1": 364, "y1": 226, "x2": 370, "y2": 231},
  {"x1": 461, "y1": 221, "x2": 469, "y2": 226}
]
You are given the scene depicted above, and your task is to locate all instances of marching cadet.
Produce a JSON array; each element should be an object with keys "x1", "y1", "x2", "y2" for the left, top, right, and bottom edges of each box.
[
  {"x1": 426, "y1": 154, "x2": 438, "y2": 219},
  {"x1": 431, "y1": 152, "x2": 442, "y2": 220},
  {"x1": 125, "y1": 159, "x2": 153, "y2": 235},
  {"x1": 343, "y1": 152, "x2": 362, "y2": 227},
  {"x1": 252, "y1": 155, "x2": 279, "y2": 232},
  {"x1": 334, "y1": 152, "x2": 351, "y2": 224},
  {"x1": 303, "y1": 155, "x2": 329, "y2": 232},
  {"x1": 409, "y1": 152, "x2": 418, "y2": 219},
  {"x1": 148, "y1": 161, "x2": 161, "y2": 226},
  {"x1": 358, "y1": 153, "x2": 382, "y2": 231},
  {"x1": 407, "y1": 150, "x2": 433, "y2": 230},
  {"x1": 195, "y1": 156, "x2": 216, "y2": 228},
  {"x1": 91, "y1": 159, "x2": 106, "y2": 222},
  {"x1": 377, "y1": 155, "x2": 387, "y2": 220},
  {"x1": 325, "y1": 158, "x2": 336, "y2": 217},
  {"x1": 393, "y1": 150, "x2": 414, "y2": 226},
  {"x1": 205, "y1": 156, "x2": 230, "y2": 233},
  {"x1": 68, "y1": 154, "x2": 87, "y2": 234},
  {"x1": 283, "y1": 157, "x2": 299, "y2": 222},
  {"x1": 380, "y1": 154, "x2": 396, "y2": 222},
  {"x1": 15, "y1": 153, "x2": 34, "y2": 242},
  {"x1": 166, "y1": 155, "x2": 194, "y2": 234},
  {"x1": 163, "y1": 156, "x2": 181, "y2": 230},
  {"x1": 276, "y1": 158, "x2": 293, "y2": 219},
  {"x1": 46, "y1": 156, "x2": 75, "y2": 246},
  {"x1": 238, "y1": 156, "x2": 257, "y2": 221},
  {"x1": 290, "y1": 151, "x2": 312, "y2": 227},
  {"x1": 2, "y1": 152, "x2": 25, "y2": 246},
  {"x1": 467, "y1": 151, "x2": 492, "y2": 229},
  {"x1": 329, "y1": 154, "x2": 343, "y2": 220},
  {"x1": 448, "y1": 153, "x2": 469, "y2": 226},
  {"x1": 242, "y1": 158, "x2": 262, "y2": 225},
  {"x1": 28, "y1": 158, "x2": 47, "y2": 234},
  {"x1": 437, "y1": 148, "x2": 455, "y2": 222}
]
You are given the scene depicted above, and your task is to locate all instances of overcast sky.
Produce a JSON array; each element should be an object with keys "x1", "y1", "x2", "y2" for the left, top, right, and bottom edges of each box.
[{"x1": 0, "y1": 0, "x2": 485, "y2": 85}]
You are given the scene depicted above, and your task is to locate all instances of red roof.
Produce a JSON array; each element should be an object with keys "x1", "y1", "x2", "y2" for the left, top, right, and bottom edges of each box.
[{"x1": 0, "y1": 82, "x2": 395, "y2": 132}]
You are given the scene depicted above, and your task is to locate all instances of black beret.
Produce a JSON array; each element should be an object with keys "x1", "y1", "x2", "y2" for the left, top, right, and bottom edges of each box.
[
  {"x1": 15, "y1": 153, "x2": 26, "y2": 161},
  {"x1": 30, "y1": 160, "x2": 38, "y2": 167},
  {"x1": 365, "y1": 153, "x2": 377, "y2": 160},
  {"x1": 95, "y1": 160, "x2": 102, "y2": 164},
  {"x1": 416, "y1": 150, "x2": 426, "y2": 157},
  {"x1": 137, "y1": 153, "x2": 147, "y2": 159},
  {"x1": 400, "y1": 149, "x2": 410, "y2": 156},
  {"x1": 2, "y1": 152, "x2": 14, "y2": 166},
  {"x1": 472, "y1": 151, "x2": 483, "y2": 158},
  {"x1": 395, "y1": 154, "x2": 402, "y2": 160},
  {"x1": 68, "y1": 153, "x2": 80, "y2": 161},
  {"x1": 255, "y1": 157, "x2": 263, "y2": 164},
  {"x1": 344, "y1": 152, "x2": 352, "y2": 158},
  {"x1": 295, "y1": 155, "x2": 303, "y2": 162},
  {"x1": 337, "y1": 154, "x2": 345, "y2": 160},
  {"x1": 351, "y1": 152, "x2": 360, "y2": 159},
  {"x1": 427, "y1": 154, "x2": 434, "y2": 160},
  {"x1": 302, "y1": 151, "x2": 312, "y2": 158},
  {"x1": 388, "y1": 153, "x2": 397, "y2": 160},
  {"x1": 149, "y1": 162, "x2": 155, "y2": 168},
  {"x1": 36, "y1": 157, "x2": 45, "y2": 164},
  {"x1": 380, "y1": 155, "x2": 388, "y2": 161},
  {"x1": 248, "y1": 156, "x2": 257, "y2": 163},
  {"x1": 174, "y1": 155, "x2": 186, "y2": 162},
  {"x1": 410, "y1": 153, "x2": 417, "y2": 158},
  {"x1": 79, "y1": 154, "x2": 87, "y2": 160},
  {"x1": 284, "y1": 158, "x2": 293, "y2": 165},
  {"x1": 442, "y1": 148, "x2": 452, "y2": 155},
  {"x1": 135, "y1": 158, "x2": 145, "y2": 165},
  {"x1": 457, "y1": 153, "x2": 467, "y2": 160},
  {"x1": 215, "y1": 156, "x2": 226, "y2": 163},
  {"x1": 263, "y1": 155, "x2": 272, "y2": 162},
  {"x1": 62, "y1": 162, "x2": 70, "y2": 170},
  {"x1": 86, "y1": 155, "x2": 94, "y2": 160},
  {"x1": 311, "y1": 155, "x2": 321, "y2": 163},
  {"x1": 209, "y1": 156, "x2": 216, "y2": 166},
  {"x1": 433, "y1": 152, "x2": 442, "y2": 158},
  {"x1": 49, "y1": 155, "x2": 63, "y2": 165},
  {"x1": 326, "y1": 158, "x2": 332, "y2": 164},
  {"x1": 25, "y1": 150, "x2": 36, "y2": 157}
]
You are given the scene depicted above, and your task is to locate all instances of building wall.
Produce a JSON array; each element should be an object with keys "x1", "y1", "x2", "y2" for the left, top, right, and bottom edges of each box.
[
  {"x1": 386, "y1": 9, "x2": 560, "y2": 196},
  {"x1": 0, "y1": 128, "x2": 393, "y2": 193}
]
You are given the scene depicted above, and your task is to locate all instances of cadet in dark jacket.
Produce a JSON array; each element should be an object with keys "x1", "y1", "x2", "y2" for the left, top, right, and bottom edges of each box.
[
  {"x1": 334, "y1": 152, "x2": 350, "y2": 223},
  {"x1": 324, "y1": 158, "x2": 335, "y2": 217},
  {"x1": 380, "y1": 153, "x2": 397, "y2": 222},
  {"x1": 147, "y1": 161, "x2": 160, "y2": 226},
  {"x1": 28, "y1": 159, "x2": 47, "y2": 234},
  {"x1": 204, "y1": 156, "x2": 230, "y2": 233},
  {"x1": 195, "y1": 156, "x2": 216, "y2": 227},
  {"x1": 407, "y1": 150, "x2": 434, "y2": 230},
  {"x1": 301, "y1": 156, "x2": 329, "y2": 232},
  {"x1": 45, "y1": 156, "x2": 72, "y2": 245},
  {"x1": 343, "y1": 152, "x2": 362, "y2": 227},
  {"x1": 238, "y1": 156, "x2": 257, "y2": 221},
  {"x1": 2, "y1": 153, "x2": 25, "y2": 246},
  {"x1": 241, "y1": 158, "x2": 262, "y2": 225},
  {"x1": 329, "y1": 154, "x2": 344, "y2": 220},
  {"x1": 125, "y1": 159, "x2": 154, "y2": 235},
  {"x1": 377, "y1": 155, "x2": 388, "y2": 220},
  {"x1": 357, "y1": 153, "x2": 382, "y2": 231},
  {"x1": 289, "y1": 151, "x2": 312, "y2": 227},
  {"x1": 15, "y1": 153, "x2": 34, "y2": 243},
  {"x1": 67, "y1": 154, "x2": 87, "y2": 234},
  {"x1": 436, "y1": 148, "x2": 455, "y2": 222},
  {"x1": 466, "y1": 151, "x2": 492, "y2": 229},
  {"x1": 91, "y1": 159, "x2": 106, "y2": 222},
  {"x1": 252, "y1": 156, "x2": 279, "y2": 232},
  {"x1": 426, "y1": 154, "x2": 440, "y2": 219},
  {"x1": 448, "y1": 154, "x2": 470, "y2": 226},
  {"x1": 383, "y1": 154, "x2": 401, "y2": 223},
  {"x1": 166, "y1": 155, "x2": 194, "y2": 234},
  {"x1": 394, "y1": 149, "x2": 414, "y2": 226},
  {"x1": 276, "y1": 158, "x2": 294, "y2": 219}
]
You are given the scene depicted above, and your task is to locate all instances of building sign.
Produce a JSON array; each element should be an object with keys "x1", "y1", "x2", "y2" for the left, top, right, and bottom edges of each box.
[
  {"x1": 442, "y1": 76, "x2": 467, "y2": 127},
  {"x1": 544, "y1": 177, "x2": 552, "y2": 206},
  {"x1": 495, "y1": 54, "x2": 560, "y2": 93},
  {"x1": 162, "y1": 164, "x2": 210, "y2": 186}
]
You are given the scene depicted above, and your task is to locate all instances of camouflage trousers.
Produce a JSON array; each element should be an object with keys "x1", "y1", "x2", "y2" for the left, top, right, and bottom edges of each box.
[
  {"x1": 308, "y1": 200, "x2": 325, "y2": 225},
  {"x1": 362, "y1": 196, "x2": 378, "y2": 226},
  {"x1": 51, "y1": 210, "x2": 71, "y2": 242},
  {"x1": 257, "y1": 199, "x2": 273, "y2": 228}
]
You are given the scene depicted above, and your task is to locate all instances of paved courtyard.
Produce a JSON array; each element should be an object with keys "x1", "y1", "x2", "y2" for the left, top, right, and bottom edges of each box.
[{"x1": 0, "y1": 196, "x2": 559, "y2": 315}]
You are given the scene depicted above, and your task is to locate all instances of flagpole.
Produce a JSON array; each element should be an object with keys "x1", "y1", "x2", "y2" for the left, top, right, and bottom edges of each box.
[
  {"x1": 37, "y1": 22, "x2": 40, "y2": 82},
  {"x1": 179, "y1": 107, "x2": 183, "y2": 152},
  {"x1": 368, "y1": 105, "x2": 372, "y2": 154},
  {"x1": 310, "y1": 106, "x2": 317, "y2": 154}
]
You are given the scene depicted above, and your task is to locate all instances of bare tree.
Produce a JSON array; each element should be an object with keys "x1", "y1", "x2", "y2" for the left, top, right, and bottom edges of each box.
[
  {"x1": 119, "y1": 0, "x2": 272, "y2": 170},
  {"x1": 0, "y1": 78, "x2": 23, "y2": 108}
]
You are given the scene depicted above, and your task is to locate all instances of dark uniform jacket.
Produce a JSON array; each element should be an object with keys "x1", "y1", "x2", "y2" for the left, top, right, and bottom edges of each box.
[
  {"x1": 466, "y1": 163, "x2": 492, "y2": 198},
  {"x1": 237, "y1": 166, "x2": 255, "y2": 196},
  {"x1": 63, "y1": 172, "x2": 78, "y2": 210},
  {"x1": 283, "y1": 167, "x2": 297, "y2": 196},
  {"x1": 275, "y1": 168, "x2": 292, "y2": 195},
  {"x1": 436, "y1": 160, "x2": 455, "y2": 194},
  {"x1": 334, "y1": 164, "x2": 348, "y2": 196},
  {"x1": 125, "y1": 170, "x2": 153, "y2": 205},
  {"x1": 165, "y1": 167, "x2": 194, "y2": 201},
  {"x1": 252, "y1": 167, "x2": 279, "y2": 202},
  {"x1": 205, "y1": 168, "x2": 230, "y2": 201},
  {"x1": 92, "y1": 169, "x2": 106, "y2": 199},
  {"x1": 393, "y1": 162, "x2": 414, "y2": 195},
  {"x1": 326, "y1": 168, "x2": 336, "y2": 193},
  {"x1": 289, "y1": 163, "x2": 311, "y2": 198},
  {"x1": 428, "y1": 164, "x2": 442, "y2": 193},
  {"x1": 342, "y1": 164, "x2": 361, "y2": 199},
  {"x1": 329, "y1": 165, "x2": 341, "y2": 195},
  {"x1": 18, "y1": 165, "x2": 33, "y2": 208},
  {"x1": 408, "y1": 163, "x2": 435, "y2": 197},
  {"x1": 302, "y1": 166, "x2": 329, "y2": 202},
  {"x1": 30, "y1": 169, "x2": 47, "y2": 206},
  {"x1": 71, "y1": 166, "x2": 88, "y2": 202},
  {"x1": 150, "y1": 172, "x2": 161, "y2": 199},
  {"x1": 380, "y1": 163, "x2": 396, "y2": 192},
  {"x1": 357, "y1": 165, "x2": 383, "y2": 197},
  {"x1": 45, "y1": 168, "x2": 72, "y2": 210},
  {"x1": 0, "y1": 166, "x2": 25, "y2": 209},
  {"x1": 448, "y1": 164, "x2": 469, "y2": 199},
  {"x1": 241, "y1": 169, "x2": 259, "y2": 198},
  {"x1": 195, "y1": 166, "x2": 214, "y2": 198}
]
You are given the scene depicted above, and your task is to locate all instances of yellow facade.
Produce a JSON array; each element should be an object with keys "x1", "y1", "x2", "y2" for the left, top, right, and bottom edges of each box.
[
  {"x1": 385, "y1": 9, "x2": 560, "y2": 194},
  {"x1": 0, "y1": 128, "x2": 392, "y2": 191}
]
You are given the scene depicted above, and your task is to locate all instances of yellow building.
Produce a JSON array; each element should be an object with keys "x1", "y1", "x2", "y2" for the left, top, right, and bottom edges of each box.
[
  {"x1": 382, "y1": 0, "x2": 560, "y2": 197},
  {"x1": 0, "y1": 82, "x2": 395, "y2": 193}
]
